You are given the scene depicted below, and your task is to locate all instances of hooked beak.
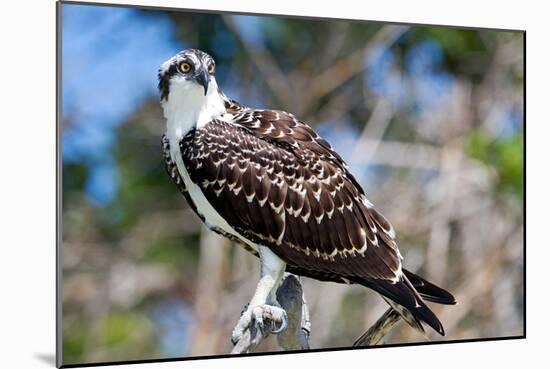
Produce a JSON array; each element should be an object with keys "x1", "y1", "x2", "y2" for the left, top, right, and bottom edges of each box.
[{"x1": 196, "y1": 69, "x2": 209, "y2": 96}]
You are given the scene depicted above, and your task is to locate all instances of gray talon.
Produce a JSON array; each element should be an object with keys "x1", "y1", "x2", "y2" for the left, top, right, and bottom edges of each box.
[
  {"x1": 270, "y1": 310, "x2": 288, "y2": 334},
  {"x1": 258, "y1": 320, "x2": 267, "y2": 336}
]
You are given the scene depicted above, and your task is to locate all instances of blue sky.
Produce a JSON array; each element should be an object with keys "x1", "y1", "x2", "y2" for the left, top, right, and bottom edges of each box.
[
  {"x1": 61, "y1": 5, "x2": 271, "y2": 206},
  {"x1": 62, "y1": 4, "x2": 183, "y2": 205}
]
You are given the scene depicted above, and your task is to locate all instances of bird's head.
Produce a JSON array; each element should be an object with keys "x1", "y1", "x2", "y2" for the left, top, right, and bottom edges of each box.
[{"x1": 158, "y1": 49, "x2": 217, "y2": 102}]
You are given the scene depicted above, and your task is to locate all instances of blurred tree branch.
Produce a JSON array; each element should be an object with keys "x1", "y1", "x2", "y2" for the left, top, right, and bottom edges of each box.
[
  {"x1": 353, "y1": 308, "x2": 401, "y2": 346},
  {"x1": 308, "y1": 25, "x2": 408, "y2": 101},
  {"x1": 221, "y1": 15, "x2": 294, "y2": 110}
]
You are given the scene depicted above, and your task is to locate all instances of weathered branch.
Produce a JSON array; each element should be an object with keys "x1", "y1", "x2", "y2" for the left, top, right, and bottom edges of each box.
[
  {"x1": 230, "y1": 322, "x2": 265, "y2": 354},
  {"x1": 352, "y1": 308, "x2": 402, "y2": 346},
  {"x1": 230, "y1": 274, "x2": 403, "y2": 353},
  {"x1": 275, "y1": 274, "x2": 311, "y2": 350},
  {"x1": 230, "y1": 274, "x2": 310, "y2": 354}
]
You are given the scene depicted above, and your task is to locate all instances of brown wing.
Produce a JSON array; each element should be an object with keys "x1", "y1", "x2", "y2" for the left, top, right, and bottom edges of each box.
[{"x1": 180, "y1": 112, "x2": 402, "y2": 282}]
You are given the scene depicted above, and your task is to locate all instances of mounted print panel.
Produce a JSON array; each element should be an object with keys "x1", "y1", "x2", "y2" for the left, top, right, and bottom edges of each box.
[{"x1": 58, "y1": 1, "x2": 525, "y2": 367}]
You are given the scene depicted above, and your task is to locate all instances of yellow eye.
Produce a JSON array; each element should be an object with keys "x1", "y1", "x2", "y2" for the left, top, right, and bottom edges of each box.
[
  {"x1": 208, "y1": 64, "x2": 215, "y2": 75},
  {"x1": 179, "y1": 62, "x2": 191, "y2": 73}
]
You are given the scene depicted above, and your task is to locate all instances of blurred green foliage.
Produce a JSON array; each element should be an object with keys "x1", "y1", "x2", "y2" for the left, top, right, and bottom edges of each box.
[{"x1": 466, "y1": 130, "x2": 524, "y2": 200}]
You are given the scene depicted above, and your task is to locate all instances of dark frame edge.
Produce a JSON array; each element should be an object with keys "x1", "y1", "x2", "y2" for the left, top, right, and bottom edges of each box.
[
  {"x1": 60, "y1": 335, "x2": 526, "y2": 368},
  {"x1": 56, "y1": 1, "x2": 63, "y2": 368},
  {"x1": 522, "y1": 30, "x2": 526, "y2": 339}
]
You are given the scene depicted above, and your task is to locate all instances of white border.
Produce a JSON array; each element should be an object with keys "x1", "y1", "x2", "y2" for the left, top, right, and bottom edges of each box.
[{"x1": 1, "y1": 1, "x2": 545, "y2": 368}]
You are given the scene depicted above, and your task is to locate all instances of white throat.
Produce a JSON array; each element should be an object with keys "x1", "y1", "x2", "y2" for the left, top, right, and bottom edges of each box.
[{"x1": 162, "y1": 78, "x2": 226, "y2": 144}]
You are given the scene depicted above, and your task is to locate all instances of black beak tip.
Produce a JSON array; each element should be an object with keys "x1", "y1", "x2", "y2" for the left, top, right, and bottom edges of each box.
[{"x1": 197, "y1": 71, "x2": 209, "y2": 96}]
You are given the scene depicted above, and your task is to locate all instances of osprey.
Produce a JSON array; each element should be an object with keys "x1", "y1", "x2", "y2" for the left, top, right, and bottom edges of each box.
[{"x1": 158, "y1": 49, "x2": 456, "y2": 344}]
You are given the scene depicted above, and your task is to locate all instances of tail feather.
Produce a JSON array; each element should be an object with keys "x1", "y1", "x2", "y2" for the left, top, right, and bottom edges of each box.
[
  {"x1": 354, "y1": 274, "x2": 448, "y2": 336},
  {"x1": 403, "y1": 269, "x2": 457, "y2": 305}
]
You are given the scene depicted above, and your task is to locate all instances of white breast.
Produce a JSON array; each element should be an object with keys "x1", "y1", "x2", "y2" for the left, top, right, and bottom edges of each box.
[
  {"x1": 169, "y1": 138, "x2": 258, "y2": 252},
  {"x1": 164, "y1": 78, "x2": 258, "y2": 252}
]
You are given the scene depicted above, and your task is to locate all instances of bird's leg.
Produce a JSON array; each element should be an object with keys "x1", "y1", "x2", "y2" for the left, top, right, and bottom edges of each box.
[{"x1": 231, "y1": 246, "x2": 288, "y2": 344}]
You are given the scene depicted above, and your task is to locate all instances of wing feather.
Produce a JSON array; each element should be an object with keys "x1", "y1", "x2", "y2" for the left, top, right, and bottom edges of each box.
[
  {"x1": 181, "y1": 115, "x2": 402, "y2": 282},
  {"x1": 170, "y1": 109, "x2": 456, "y2": 335}
]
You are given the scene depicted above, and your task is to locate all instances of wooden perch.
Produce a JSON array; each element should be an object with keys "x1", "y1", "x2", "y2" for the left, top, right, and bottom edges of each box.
[
  {"x1": 231, "y1": 275, "x2": 402, "y2": 354},
  {"x1": 231, "y1": 274, "x2": 310, "y2": 354},
  {"x1": 275, "y1": 274, "x2": 311, "y2": 351}
]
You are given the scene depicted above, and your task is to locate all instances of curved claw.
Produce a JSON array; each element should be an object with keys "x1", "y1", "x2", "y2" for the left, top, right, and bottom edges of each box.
[
  {"x1": 258, "y1": 321, "x2": 267, "y2": 336},
  {"x1": 251, "y1": 305, "x2": 266, "y2": 335},
  {"x1": 270, "y1": 310, "x2": 288, "y2": 334},
  {"x1": 231, "y1": 304, "x2": 288, "y2": 345}
]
